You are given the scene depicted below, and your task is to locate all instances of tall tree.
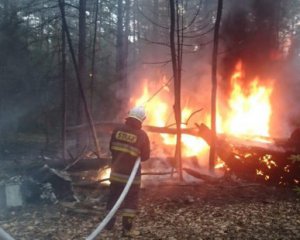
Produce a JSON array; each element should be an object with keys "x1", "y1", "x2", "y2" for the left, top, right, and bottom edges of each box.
[
  {"x1": 209, "y1": 0, "x2": 223, "y2": 172},
  {"x1": 90, "y1": 0, "x2": 102, "y2": 113},
  {"x1": 78, "y1": 0, "x2": 87, "y2": 89},
  {"x1": 123, "y1": 0, "x2": 131, "y2": 82},
  {"x1": 60, "y1": 0, "x2": 67, "y2": 160},
  {"x1": 77, "y1": 0, "x2": 88, "y2": 149},
  {"x1": 116, "y1": 0, "x2": 125, "y2": 82},
  {"x1": 58, "y1": 0, "x2": 101, "y2": 158},
  {"x1": 169, "y1": 0, "x2": 183, "y2": 181}
]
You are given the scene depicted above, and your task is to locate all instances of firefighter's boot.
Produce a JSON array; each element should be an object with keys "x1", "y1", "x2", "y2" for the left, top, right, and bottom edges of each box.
[{"x1": 122, "y1": 216, "x2": 134, "y2": 237}]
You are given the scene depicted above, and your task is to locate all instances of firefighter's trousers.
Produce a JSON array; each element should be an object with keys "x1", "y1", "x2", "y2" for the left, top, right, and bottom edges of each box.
[{"x1": 106, "y1": 180, "x2": 140, "y2": 231}]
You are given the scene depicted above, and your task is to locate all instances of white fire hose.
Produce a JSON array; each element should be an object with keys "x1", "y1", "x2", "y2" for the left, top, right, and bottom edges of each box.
[
  {"x1": 0, "y1": 227, "x2": 15, "y2": 240},
  {"x1": 86, "y1": 157, "x2": 141, "y2": 240}
]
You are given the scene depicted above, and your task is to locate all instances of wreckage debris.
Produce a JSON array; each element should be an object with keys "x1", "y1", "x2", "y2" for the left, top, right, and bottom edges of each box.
[{"x1": 0, "y1": 165, "x2": 78, "y2": 210}]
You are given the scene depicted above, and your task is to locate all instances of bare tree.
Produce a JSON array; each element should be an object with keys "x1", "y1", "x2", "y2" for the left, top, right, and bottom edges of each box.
[
  {"x1": 77, "y1": 0, "x2": 87, "y2": 148},
  {"x1": 116, "y1": 0, "x2": 125, "y2": 83},
  {"x1": 169, "y1": 0, "x2": 183, "y2": 181},
  {"x1": 209, "y1": 0, "x2": 223, "y2": 172},
  {"x1": 60, "y1": 0, "x2": 67, "y2": 160},
  {"x1": 90, "y1": 0, "x2": 102, "y2": 114},
  {"x1": 58, "y1": 0, "x2": 101, "y2": 158}
]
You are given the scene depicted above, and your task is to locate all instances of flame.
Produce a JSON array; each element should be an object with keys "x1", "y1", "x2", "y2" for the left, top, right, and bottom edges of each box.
[
  {"x1": 97, "y1": 167, "x2": 111, "y2": 185},
  {"x1": 221, "y1": 61, "x2": 273, "y2": 137},
  {"x1": 96, "y1": 62, "x2": 275, "y2": 184},
  {"x1": 159, "y1": 108, "x2": 207, "y2": 157},
  {"x1": 129, "y1": 61, "x2": 274, "y2": 168},
  {"x1": 131, "y1": 79, "x2": 208, "y2": 159}
]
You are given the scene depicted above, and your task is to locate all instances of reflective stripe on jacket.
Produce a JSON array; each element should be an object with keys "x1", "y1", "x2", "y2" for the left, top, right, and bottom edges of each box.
[
  {"x1": 109, "y1": 122, "x2": 150, "y2": 183},
  {"x1": 110, "y1": 142, "x2": 141, "y2": 157}
]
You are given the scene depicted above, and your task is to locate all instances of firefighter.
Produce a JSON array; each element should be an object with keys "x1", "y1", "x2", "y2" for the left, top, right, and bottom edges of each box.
[{"x1": 106, "y1": 106, "x2": 150, "y2": 237}]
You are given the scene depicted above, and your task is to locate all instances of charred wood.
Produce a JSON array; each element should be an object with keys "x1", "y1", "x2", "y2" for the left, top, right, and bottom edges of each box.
[
  {"x1": 64, "y1": 158, "x2": 109, "y2": 172},
  {"x1": 23, "y1": 165, "x2": 76, "y2": 202},
  {"x1": 195, "y1": 123, "x2": 300, "y2": 187}
]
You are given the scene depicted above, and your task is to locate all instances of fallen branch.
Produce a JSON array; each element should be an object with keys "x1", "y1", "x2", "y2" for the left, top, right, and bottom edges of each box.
[
  {"x1": 60, "y1": 202, "x2": 103, "y2": 215},
  {"x1": 73, "y1": 180, "x2": 108, "y2": 188},
  {"x1": 142, "y1": 171, "x2": 176, "y2": 176},
  {"x1": 183, "y1": 168, "x2": 220, "y2": 183},
  {"x1": 64, "y1": 145, "x2": 88, "y2": 171},
  {"x1": 66, "y1": 121, "x2": 201, "y2": 136}
]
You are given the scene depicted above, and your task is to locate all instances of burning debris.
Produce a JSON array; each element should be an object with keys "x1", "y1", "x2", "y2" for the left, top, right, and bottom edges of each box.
[
  {"x1": 196, "y1": 123, "x2": 300, "y2": 187},
  {"x1": 68, "y1": 120, "x2": 299, "y2": 189},
  {"x1": 65, "y1": 25, "x2": 299, "y2": 188}
]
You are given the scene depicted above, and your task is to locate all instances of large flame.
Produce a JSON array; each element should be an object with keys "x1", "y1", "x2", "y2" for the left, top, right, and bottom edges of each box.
[
  {"x1": 131, "y1": 62, "x2": 273, "y2": 163},
  {"x1": 97, "y1": 63, "x2": 274, "y2": 183},
  {"x1": 97, "y1": 61, "x2": 273, "y2": 180},
  {"x1": 130, "y1": 78, "x2": 208, "y2": 158},
  {"x1": 220, "y1": 61, "x2": 273, "y2": 137},
  {"x1": 160, "y1": 108, "x2": 208, "y2": 157}
]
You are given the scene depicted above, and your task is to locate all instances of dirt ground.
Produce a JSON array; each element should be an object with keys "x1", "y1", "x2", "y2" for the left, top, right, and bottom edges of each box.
[{"x1": 1, "y1": 178, "x2": 300, "y2": 240}]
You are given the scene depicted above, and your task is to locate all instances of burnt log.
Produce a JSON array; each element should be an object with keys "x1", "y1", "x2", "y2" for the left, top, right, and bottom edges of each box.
[
  {"x1": 195, "y1": 123, "x2": 300, "y2": 187},
  {"x1": 39, "y1": 157, "x2": 109, "y2": 172},
  {"x1": 64, "y1": 158, "x2": 109, "y2": 172}
]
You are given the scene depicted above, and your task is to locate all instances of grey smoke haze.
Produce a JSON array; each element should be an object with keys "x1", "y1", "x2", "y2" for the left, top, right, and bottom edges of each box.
[
  {"x1": 220, "y1": 0, "x2": 300, "y2": 137},
  {"x1": 271, "y1": 55, "x2": 300, "y2": 137}
]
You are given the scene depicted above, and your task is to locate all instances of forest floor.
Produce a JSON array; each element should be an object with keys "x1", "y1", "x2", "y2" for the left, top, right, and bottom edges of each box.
[
  {"x1": 0, "y1": 141, "x2": 300, "y2": 240},
  {"x1": 1, "y1": 173, "x2": 300, "y2": 240}
]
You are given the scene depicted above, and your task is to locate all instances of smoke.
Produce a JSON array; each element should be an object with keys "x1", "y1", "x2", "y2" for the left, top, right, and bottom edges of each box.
[
  {"x1": 123, "y1": 0, "x2": 300, "y2": 139},
  {"x1": 0, "y1": 95, "x2": 47, "y2": 138},
  {"x1": 221, "y1": 0, "x2": 280, "y2": 87},
  {"x1": 220, "y1": 0, "x2": 300, "y2": 137},
  {"x1": 271, "y1": 54, "x2": 300, "y2": 137}
]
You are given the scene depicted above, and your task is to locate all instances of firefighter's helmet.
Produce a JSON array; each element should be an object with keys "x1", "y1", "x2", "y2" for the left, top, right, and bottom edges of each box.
[{"x1": 127, "y1": 106, "x2": 146, "y2": 123}]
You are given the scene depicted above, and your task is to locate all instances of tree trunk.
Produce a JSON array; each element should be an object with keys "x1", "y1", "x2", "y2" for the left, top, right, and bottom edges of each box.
[
  {"x1": 90, "y1": 0, "x2": 102, "y2": 114},
  {"x1": 77, "y1": 0, "x2": 87, "y2": 149},
  {"x1": 133, "y1": 0, "x2": 141, "y2": 62},
  {"x1": 78, "y1": 0, "x2": 87, "y2": 85},
  {"x1": 58, "y1": 0, "x2": 101, "y2": 158},
  {"x1": 123, "y1": 0, "x2": 130, "y2": 84},
  {"x1": 61, "y1": 0, "x2": 67, "y2": 161},
  {"x1": 153, "y1": 0, "x2": 159, "y2": 37},
  {"x1": 116, "y1": 0, "x2": 124, "y2": 82},
  {"x1": 209, "y1": 0, "x2": 223, "y2": 172},
  {"x1": 169, "y1": 0, "x2": 182, "y2": 181}
]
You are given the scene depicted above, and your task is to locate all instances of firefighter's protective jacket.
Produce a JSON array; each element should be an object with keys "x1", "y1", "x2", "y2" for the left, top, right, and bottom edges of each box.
[{"x1": 109, "y1": 122, "x2": 150, "y2": 185}]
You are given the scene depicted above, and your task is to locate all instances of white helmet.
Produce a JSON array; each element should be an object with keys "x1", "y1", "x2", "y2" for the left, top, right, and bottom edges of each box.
[{"x1": 127, "y1": 106, "x2": 146, "y2": 123}]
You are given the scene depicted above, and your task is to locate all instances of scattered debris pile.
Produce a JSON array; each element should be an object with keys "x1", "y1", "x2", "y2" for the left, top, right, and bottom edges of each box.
[{"x1": 0, "y1": 164, "x2": 79, "y2": 210}]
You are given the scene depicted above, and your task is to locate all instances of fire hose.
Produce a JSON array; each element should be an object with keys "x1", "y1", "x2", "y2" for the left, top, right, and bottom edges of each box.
[
  {"x1": 0, "y1": 227, "x2": 15, "y2": 240},
  {"x1": 86, "y1": 157, "x2": 141, "y2": 240}
]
